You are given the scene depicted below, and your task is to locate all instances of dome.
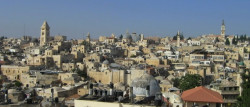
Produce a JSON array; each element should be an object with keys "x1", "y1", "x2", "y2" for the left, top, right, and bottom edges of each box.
[
  {"x1": 103, "y1": 60, "x2": 109, "y2": 65},
  {"x1": 238, "y1": 61, "x2": 244, "y2": 66},
  {"x1": 124, "y1": 31, "x2": 132, "y2": 39},
  {"x1": 132, "y1": 73, "x2": 155, "y2": 88},
  {"x1": 131, "y1": 73, "x2": 161, "y2": 96},
  {"x1": 131, "y1": 33, "x2": 140, "y2": 42},
  {"x1": 163, "y1": 92, "x2": 182, "y2": 103}
]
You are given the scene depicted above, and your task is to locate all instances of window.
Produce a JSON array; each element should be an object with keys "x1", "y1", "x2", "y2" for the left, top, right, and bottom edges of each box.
[{"x1": 234, "y1": 87, "x2": 238, "y2": 91}]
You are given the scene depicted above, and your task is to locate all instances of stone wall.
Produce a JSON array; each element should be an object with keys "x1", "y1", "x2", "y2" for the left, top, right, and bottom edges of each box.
[{"x1": 87, "y1": 70, "x2": 125, "y2": 84}]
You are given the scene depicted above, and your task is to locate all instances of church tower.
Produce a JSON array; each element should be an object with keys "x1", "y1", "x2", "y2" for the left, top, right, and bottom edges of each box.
[
  {"x1": 40, "y1": 21, "x2": 50, "y2": 46},
  {"x1": 221, "y1": 20, "x2": 226, "y2": 38},
  {"x1": 177, "y1": 30, "x2": 180, "y2": 47}
]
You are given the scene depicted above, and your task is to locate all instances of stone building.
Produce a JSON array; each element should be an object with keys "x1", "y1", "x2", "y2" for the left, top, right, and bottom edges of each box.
[
  {"x1": 58, "y1": 73, "x2": 81, "y2": 85},
  {"x1": 71, "y1": 45, "x2": 85, "y2": 53},
  {"x1": 54, "y1": 35, "x2": 67, "y2": 42},
  {"x1": 1, "y1": 65, "x2": 30, "y2": 81},
  {"x1": 21, "y1": 70, "x2": 59, "y2": 87},
  {"x1": 40, "y1": 21, "x2": 50, "y2": 46}
]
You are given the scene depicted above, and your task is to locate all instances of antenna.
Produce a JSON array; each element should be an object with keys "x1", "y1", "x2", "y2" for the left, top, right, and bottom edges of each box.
[{"x1": 23, "y1": 24, "x2": 26, "y2": 36}]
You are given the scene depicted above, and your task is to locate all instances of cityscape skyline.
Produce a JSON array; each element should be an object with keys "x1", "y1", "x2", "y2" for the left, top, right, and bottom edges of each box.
[
  {"x1": 0, "y1": 1, "x2": 250, "y2": 39},
  {"x1": 1, "y1": 1, "x2": 250, "y2": 106}
]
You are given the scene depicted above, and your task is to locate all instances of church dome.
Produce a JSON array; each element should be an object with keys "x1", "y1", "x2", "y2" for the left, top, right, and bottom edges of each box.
[
  {"x1": 131, "y1": 73, "x2": 161, "y2": 97},
  {"x1": 124, "y1": 31, "x2": 132, "y2": 39},
  {"x1": 132, "y1": 73, "x2": 154, "y2": 88}
]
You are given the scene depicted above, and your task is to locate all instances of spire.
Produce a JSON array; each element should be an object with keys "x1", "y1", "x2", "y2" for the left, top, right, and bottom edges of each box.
[
  {"x1": 126, "y1": 30, "x2": 129, "y2": 34},
  {"x1": 221, "y1": 20, "x2": 226, "y2": 38},
  {"x1": 177, "y1": 30, "x2": 180, "y2": 47},
  {"x1": 87, "y1": 32, "x2": 90, "y2": 38},
  {"x1": 41, "y1": 21, "x2": 50, "y2": 28}
]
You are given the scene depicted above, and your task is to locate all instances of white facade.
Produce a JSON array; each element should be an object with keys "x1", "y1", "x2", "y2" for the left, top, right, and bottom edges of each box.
[{"x1": 188, "y1": 40, "x2": 201, "y2": 46}]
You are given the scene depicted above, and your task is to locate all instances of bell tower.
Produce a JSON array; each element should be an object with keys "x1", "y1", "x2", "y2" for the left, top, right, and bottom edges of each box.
[
  {"x1": 177, "y1": 30, "x2": 180, "y2": 47},
  {"x1": 221, "y1": 20, "x2": 225, "y2": 38},
  {"x1": 40, "y1": 21, "x2": 50, "y2": 46}
]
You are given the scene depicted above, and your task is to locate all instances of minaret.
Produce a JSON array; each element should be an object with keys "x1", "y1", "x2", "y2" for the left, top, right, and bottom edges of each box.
[
  {"x1": 221, "y1": 20, "x2": 226, "y2": 38},
  {"x1": 177, "y1": 30, "x2": 180, "y2": 47},
  {"x1": 140, "y1": 34, "x2": 144, "y2": 41},
  {"x1": 86, "y1": 32, "x2": 90, "y2": 42},
  {"x1": 86, "y1": 32, "x2": 91, "y2": 51},
  {"x1": 40, "y1": 21, "x2": 50, "y2": 46}
]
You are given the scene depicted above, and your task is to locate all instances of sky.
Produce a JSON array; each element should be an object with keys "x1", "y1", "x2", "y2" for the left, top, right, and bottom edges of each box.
[{"x1": 0, "y1": 0, "x2": 250, "y2": 39}]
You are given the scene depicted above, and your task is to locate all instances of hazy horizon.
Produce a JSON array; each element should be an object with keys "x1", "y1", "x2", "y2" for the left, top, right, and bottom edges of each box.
[{"x1": 0, "y1": 0, "x2": 250, "y2": 39}]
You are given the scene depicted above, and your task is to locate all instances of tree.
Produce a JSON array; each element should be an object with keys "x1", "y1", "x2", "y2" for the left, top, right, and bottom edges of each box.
[
  {"x1": 13, "y1": 80, "x2": 23, "y2": 87},
  {"x1": 73, "y1": 68, "x2": 87, "y2": 78},
  {"x1": 236, "y1": 70, "x2": 250, "y2": 107},
  {"x1": 0, "y1": 36, "x2": 4, "y2": 40},
  {"x1": 179, "y1": 74, "x2": 202, "y2": 91},
  {"x1": 187, "y1": 37, "x2": 192, "y2": 40},
  {"x1": 240, "y1": 35, "x2": 244, "y2": 42},
  {"x1": 119, "y1": 34, "x2": 123, "y2": 40},
  {"x1": 81, "y1": 41, "x2": 87, "y2": 45},
  {"x1": 214, "y1": 37, "x2": 219, "y2": 43},
  {"x1": 232, "y1": 36, "x2": 236, "y2": 45},
  {"x1": 225, "y1": 38, "x2": 230, "y2": 45},
  {"x1": 171, "y1": 78, "x2": 180, "y2": 88},
  {"x1": 243, "y1": 34, "x2": 247, "y2": 41},
  {"x1": 232, "y1": 36, "x2": 238, "y2": 45}
]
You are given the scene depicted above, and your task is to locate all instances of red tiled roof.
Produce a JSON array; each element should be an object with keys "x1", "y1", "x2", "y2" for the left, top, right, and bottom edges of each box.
[
  {"x1": 181, "y1": 86, "x2": 223, "y2": 103},
  {"x1": 227, "y1": 35, "x2": 235, "y2": 38},
  {"x1": 0, "y1": 61, "x2": 5, "y2": 65}
]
